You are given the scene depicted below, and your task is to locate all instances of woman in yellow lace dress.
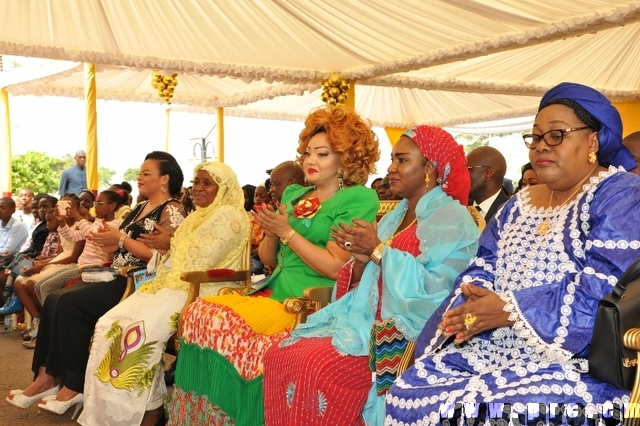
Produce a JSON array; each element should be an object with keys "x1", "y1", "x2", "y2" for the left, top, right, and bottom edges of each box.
[{"x1": 78, "y1": 161, "x2": 249, "y2": 426}]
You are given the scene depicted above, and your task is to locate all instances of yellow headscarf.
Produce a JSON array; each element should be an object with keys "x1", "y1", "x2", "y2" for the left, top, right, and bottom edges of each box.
[
  {"x1": 175, "y1": 161, "x2": 245, "y2": 238},
  {"x1": 140, "y1": 161, "x2": 247, "y2": 294}
]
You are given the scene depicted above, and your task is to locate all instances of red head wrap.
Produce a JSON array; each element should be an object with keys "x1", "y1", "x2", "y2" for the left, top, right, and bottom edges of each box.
[{"x1": 401, "y1": 125, "x2": 469, "y2": 205}]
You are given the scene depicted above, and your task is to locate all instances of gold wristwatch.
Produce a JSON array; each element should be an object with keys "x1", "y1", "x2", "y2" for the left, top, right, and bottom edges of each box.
[{"x1": 370, "y1": 242, "x2": 385, "y2": 265}]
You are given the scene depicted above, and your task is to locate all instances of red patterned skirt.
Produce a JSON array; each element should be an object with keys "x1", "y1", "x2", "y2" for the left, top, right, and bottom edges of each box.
[{"x1": 263, "y1": 336, "x2": 371, "y2": 426}]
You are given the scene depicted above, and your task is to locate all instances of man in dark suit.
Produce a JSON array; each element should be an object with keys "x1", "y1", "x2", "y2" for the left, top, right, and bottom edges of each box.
[{"x1": 467, "y1": 146, "x2": 511, "y2": 222}]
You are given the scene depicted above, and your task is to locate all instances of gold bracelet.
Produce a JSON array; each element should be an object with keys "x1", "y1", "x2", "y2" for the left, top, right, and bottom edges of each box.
[
  {"x1": 370, "y1": 242, "x2": 385, "y2": 266},
  {"x1": 280, "y1": 229, "x2": 297, "y2": 246}
]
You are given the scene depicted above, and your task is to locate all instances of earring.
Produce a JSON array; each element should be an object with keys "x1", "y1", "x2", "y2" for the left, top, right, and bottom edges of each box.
[
  {"x1": 338, "y1": 171, "x2": 344, "y2": 190},
  {"x1": 425, "y1": 174, "x2": 430, "y2": 185},
  {"x1": 589, "y1": 151, "x2": 597, "y2": 164},
  {"x1": 161, "y1": 185, "x2": 167, "y2": 194}
]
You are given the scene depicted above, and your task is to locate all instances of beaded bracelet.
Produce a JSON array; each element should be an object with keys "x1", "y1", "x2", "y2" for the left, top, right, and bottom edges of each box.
[
  {"x1": 280, "y1": 229, "x2": 297, "y2": 246},
  {"x1": 118, "y1": 233, "x2": 127, "y2": 250}
]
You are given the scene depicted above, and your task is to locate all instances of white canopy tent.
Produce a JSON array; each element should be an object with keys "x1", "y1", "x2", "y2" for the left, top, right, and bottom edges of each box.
[
  {"x1": 0, "y1": 0, "x2": 639, "y2": 128},
  {"x1": 1, "y1": 0, "x2": 640, "y2": 195}
]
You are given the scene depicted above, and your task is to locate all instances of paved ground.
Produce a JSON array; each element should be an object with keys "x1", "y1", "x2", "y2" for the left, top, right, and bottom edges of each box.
[
  {"x1": 0, "y1": 329, "x2": 77, "y2": 425},
  {"x1": 0, "y1": 326, "x2": 175, "y2": 425}
]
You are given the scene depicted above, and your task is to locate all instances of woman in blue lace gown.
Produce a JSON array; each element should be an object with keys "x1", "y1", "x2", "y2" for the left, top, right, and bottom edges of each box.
[{"x1": 386, "y1": 82, "x2": 640, "y2": 425}]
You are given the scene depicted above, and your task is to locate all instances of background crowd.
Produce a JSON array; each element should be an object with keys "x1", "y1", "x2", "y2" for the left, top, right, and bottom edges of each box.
[{"x1": 1, "y1": 86, "x2": 640, "y2": 425}]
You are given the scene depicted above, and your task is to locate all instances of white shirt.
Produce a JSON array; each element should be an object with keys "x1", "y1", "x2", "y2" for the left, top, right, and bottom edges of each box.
[
  {"x1": 474, "y1": 189, "x2": 502, "y2": 219},
  {"x1": 13, "y1": 210, "x2": 35, "y2": 231}
]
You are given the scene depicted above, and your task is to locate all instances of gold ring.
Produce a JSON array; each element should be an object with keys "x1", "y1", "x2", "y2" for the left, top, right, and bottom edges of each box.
[{"x1": 463, "y1": 312, "x2": 476, "y2": 331}]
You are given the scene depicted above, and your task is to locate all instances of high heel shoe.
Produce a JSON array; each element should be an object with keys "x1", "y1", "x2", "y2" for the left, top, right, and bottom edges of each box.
[
  {"x1": 38, "y1": 393, "x2": 83, "y2": 420},
  {"x1": 22, "y1": 317, "x2": 39, "y2": 341},
  {"x1": 5, "y1": 385, "x2": 60, "y2": 409}
]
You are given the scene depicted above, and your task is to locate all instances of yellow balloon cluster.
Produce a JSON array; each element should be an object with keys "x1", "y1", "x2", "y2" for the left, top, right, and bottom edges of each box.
[
  {"x1": 151, "y1": 72, "x2": 178, "y2": 104},
  {"x1": 321, "y1": 73, "x2": 350, "y2": 107}
]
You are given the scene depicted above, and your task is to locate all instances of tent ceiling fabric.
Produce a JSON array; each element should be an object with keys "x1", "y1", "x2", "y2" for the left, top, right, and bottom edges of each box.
[{"x1": 1, "y1": 0, "x2": 639, "y2": 128}]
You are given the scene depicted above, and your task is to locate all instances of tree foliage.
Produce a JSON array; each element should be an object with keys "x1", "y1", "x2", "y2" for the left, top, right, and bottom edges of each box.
[
  {"x1": 11, "y1": 151, "x2": 65, "y2": 194},
  {"x1": 454, "y1": 134, "x2": 492, "y2": 154},
  {"x1": 98, "y1": 167, "x2": 117, "y2": 188},
  {"x1": 60, "y1": 153, "x2": 75, "y2": 170},
  {"x1": 122, "y1": 167, "x2": 139, "y2": 183},
  {"x1": 454, "y1": 132, "x2": 524, "y2": 154},
  {"x1": 12, "y1": 151, "x2": 117, "y2": 194}
]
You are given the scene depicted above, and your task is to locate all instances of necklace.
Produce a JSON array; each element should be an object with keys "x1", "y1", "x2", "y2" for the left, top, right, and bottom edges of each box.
[
  {"x1": 537, "y1": 177, "x2": 591, "y2": 236},
  {"x1": 386, "y1": 210, "x2": 417, "y2": 245}
]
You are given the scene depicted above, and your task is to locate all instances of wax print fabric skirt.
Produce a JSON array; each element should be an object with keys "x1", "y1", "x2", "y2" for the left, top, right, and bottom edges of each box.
[
  {"x1": 77, "y1": 288, "x2": 187, "y2": 426},
  {"x1": 167, "y1": 294, "x2": 296, "y2": 426}
]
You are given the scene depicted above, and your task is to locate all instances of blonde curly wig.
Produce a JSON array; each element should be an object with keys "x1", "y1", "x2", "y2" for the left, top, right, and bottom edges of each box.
[{"x1": 296, "y1": 107, "x2": 379, "y2": 186}]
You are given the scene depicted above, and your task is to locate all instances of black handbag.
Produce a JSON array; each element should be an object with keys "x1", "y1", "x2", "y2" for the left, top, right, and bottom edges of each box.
[{"x1": 589, "y1": 258, "x2": 640, "y2": 390}]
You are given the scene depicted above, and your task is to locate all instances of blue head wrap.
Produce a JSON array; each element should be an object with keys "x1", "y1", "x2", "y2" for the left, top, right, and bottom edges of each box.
[{"x1": 539, "y1": 82, "x2": 636, "y2": 171}]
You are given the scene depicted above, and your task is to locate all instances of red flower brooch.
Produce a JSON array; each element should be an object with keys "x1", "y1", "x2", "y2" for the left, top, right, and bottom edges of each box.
[{"x1": 293, "y1": 197, "x2": 322, "y2": 227}]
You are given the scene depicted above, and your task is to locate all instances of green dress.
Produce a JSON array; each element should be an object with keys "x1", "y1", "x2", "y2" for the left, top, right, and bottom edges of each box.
[
  {"x1": 267, "y1": 184, "x2": 380, "y2": 301},
  {"x1": 167, "y1": 184, "x2": 380, "y2": 425}
]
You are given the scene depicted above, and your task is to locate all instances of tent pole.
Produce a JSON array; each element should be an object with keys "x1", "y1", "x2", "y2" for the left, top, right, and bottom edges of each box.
[
  {"x1": 217, "y1": 107, "x2": 224, "y2": 162},
  {"x1": 85, "y1": 63, "x2": 98, "y2": 194},
  {"x1": 0, "y1": 88, "x2": 11, "y2": 197},
  {"x1": 384, "y1": 128, "x2": 406, "y2": 146},
  {"x1": 613, "y1": 101, "x2": 640, "y2": 137}
]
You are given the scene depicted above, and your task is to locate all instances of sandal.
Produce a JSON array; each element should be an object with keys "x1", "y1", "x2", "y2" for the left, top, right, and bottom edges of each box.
[
  {"x1": 22, "y1": 337, "x2": 36, "y2": 349},
  {"x1": 22, "y1": 317, "x2": 39, "y2": 341}
]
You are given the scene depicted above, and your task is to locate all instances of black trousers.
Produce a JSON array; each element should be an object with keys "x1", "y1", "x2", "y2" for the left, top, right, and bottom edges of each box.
[{"x1": 31, "y1": 277, "x2": 127, "y2": 393}]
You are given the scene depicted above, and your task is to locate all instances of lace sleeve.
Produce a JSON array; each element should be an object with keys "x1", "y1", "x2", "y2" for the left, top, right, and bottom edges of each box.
[{"x1": 157, "y1": 201, "x2": 186, "y2": 234}]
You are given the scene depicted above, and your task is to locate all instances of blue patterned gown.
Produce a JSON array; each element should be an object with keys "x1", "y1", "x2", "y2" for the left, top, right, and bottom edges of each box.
[{"x1": 386, "y1": 168, "x2": 640, "y2": 425}]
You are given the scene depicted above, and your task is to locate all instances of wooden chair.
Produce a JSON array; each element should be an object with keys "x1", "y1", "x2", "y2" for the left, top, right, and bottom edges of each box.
[
  {"x1": 281, "y1": 200, "x2": 403, "y2": 325},
  {"x1": 466, "y1": 206, "x2": 486, "y2": 231},
  {"x1": 624, "y1": 330, "x2": 640, "y2": 424},
  {"x1": 175, "y1": 200, "x2": 411, "y2": 328},
  {"x1": 182, "y1": 236, "x2": 253, "y2": 294},
  {"x1": 78, "y1": 264, "x2": 145, "y2": 303},
  {"x1": 283, "y1": 286, "x2": 333, "y2": 327},
  {"x1": 177, "y1": 235, "x2": 252, "y2": 349},
  {"x1": 377, "y1": 199, "x2": 400, "y2": 222}
]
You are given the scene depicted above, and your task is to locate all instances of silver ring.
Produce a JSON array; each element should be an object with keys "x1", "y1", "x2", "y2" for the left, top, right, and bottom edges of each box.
[{"x1": 344, "y1": 241, "x2": 352, "y2": 248}]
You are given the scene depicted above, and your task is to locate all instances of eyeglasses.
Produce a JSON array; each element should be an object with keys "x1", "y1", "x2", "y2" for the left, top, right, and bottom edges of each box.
[
  {"x1": 94, "y1": 201, "x2": 110, "y2": 206},
  {"x1": 190, "y1": 179, "x2": 216, "y2": 188},
  {"x1": 467, "y1": 165, "x2": 489, "y2": 172},
  {"x1": 522, "y1": 126, "x2": 591, "y2": 149}
]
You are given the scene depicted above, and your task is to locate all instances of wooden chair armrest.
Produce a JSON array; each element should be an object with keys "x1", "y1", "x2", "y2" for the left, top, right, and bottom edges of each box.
[
  {"x1": 180, "y1": 269, "x2": 252, "y2": 296},
  {"x1": 624, "y1": 328, "x2": 640, "y2": 412},
  {"x1": 180, "y1": 269, "x2": 251, "y2": 284},
  {"x1": 175, "y1": 281, "x2": 201, "y2": 352},
  {"x1": 284, "y1": 286, "x2": 333, "y2": 327},
  {"x1": 117, "y1": 266, "x2": 145, "y2": 277},
  {"x1": 118, "y1": 266, "x2": 145, "y2": 303},
  {"x1": 302, "y1": 286, "x2": 333, "y2": 307},
  {"x1": 78, "y1": 264, "x2": 104, "y2": 273},
  {"x1": 175, "y1": 269, "x2": 250, "y2": 351},
  {"x1": 466, "y1": 206, "x2": 486, "y2": 231}
]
